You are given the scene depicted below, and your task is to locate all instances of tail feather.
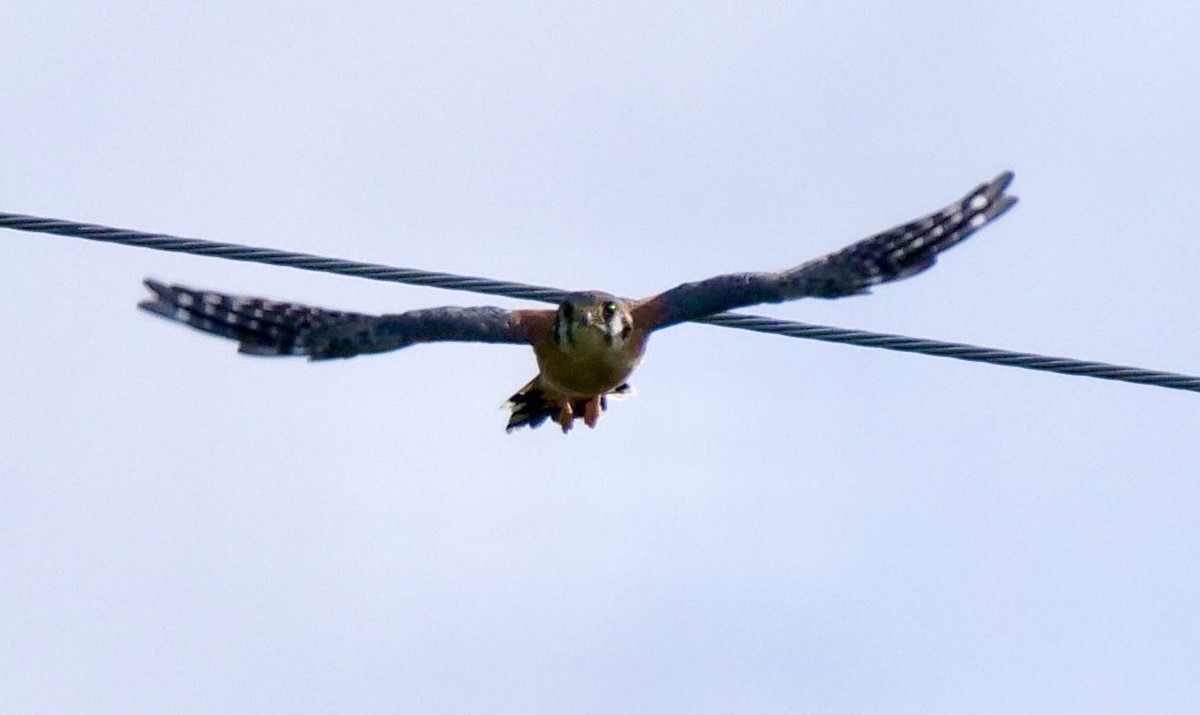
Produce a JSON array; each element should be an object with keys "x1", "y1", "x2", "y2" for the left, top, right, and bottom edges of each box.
[
  {"x1": 505, "y1": 385, "x2": 558, "y2": 432},
  {"x1": 138, "y1": 279, "x2": 368, "y2": 357},
  {"x1": 505, "y1": 381, "x2": 632, "y2": 433}
]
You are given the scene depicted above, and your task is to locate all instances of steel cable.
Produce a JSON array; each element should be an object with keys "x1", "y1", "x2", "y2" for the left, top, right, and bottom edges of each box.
[{"x1": 3, "y1": 210, "x2": 1197, "y2": 394}]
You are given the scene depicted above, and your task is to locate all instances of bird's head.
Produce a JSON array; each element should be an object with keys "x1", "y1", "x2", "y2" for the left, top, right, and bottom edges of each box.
[{"x1": 553, "y1": 291, "x2": 633, "y2": 353}]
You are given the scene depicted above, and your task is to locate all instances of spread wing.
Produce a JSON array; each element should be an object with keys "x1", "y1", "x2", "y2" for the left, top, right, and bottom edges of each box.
[
  {"x1": 631, "y1": 171, "x2": 1017, "y2": 331},
  {"x1": 139, "y1": 280, "x2": 552, "y2": 359}
]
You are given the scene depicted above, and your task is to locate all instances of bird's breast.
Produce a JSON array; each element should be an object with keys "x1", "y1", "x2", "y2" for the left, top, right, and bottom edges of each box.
[{"x1": 534, "y1": 330, "x2": 647, "y2": 397}]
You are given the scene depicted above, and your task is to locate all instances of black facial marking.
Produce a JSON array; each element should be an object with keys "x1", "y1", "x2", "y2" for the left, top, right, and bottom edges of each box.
[{"x1": 554, "y1": 300, "x2": 575, "y2": 346}]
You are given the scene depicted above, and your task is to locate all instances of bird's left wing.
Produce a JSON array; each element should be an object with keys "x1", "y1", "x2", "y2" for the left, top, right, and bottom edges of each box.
[
  {"x1": 139, "y1": 280, "x2": 551, "y2": 359},
  {"x1": 631, "y1": 172, "x2": 1017, "y2": 331}
]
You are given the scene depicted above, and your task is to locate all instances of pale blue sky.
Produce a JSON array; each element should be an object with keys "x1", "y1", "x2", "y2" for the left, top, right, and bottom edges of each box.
[{"x1": 3, "y1": 3, "x2": 1199, "y2": 712}]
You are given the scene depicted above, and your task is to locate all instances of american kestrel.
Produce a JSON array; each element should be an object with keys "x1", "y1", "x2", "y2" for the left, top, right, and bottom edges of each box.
[{"x1": 140, "y1": 172, "x2": 1016, "y2": 433}]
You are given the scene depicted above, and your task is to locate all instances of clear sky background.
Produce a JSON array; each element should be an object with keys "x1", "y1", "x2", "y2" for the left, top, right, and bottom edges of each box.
[{"x1": 2, "y1": 3, "x2": 1199, "y2": 712}]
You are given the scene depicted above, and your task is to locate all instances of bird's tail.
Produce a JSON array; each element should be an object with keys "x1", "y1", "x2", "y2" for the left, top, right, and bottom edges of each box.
[
  {"x1": 138, "y1": 279, "x2": 369, "y2": 357},
  {"x1": 504, "y1": 380, "x2": 632, "y2": 433}
]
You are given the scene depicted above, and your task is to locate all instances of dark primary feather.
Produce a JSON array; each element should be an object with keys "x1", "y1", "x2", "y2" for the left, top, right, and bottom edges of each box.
[
  {"x1": 635, "y1": 171, "x2": 1017, "y2": 330},
  {"x1": 780, "y1": 171, "x2": 1016, "y2": 297},
  {"x1": 139, "y1": 280, "x2": 528, "y2": 359}
]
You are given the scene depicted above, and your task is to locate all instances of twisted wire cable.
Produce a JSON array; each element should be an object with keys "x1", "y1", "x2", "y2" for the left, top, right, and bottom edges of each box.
[{"x1": 3, "y1": 210, "x2": 1198, "y2": 394}]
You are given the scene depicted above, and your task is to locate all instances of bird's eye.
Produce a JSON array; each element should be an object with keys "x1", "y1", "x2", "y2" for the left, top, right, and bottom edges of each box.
[{"x1": 602, "y1": 301, "x2": 619, "y2": 318}]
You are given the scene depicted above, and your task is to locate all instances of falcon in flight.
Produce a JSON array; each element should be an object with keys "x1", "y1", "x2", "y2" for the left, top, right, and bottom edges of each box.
[{"x1": 140, "y1": 172, "x2": 1017, "y2": 433}]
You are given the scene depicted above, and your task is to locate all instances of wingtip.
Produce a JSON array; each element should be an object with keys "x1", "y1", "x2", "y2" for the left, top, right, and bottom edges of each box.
[
  {"x1": 982, "y1": 171, "x2": 1018, "y2": 220},
  {"x1": 142, "y1": 277, "x2": 169, "y2": 295},
  {"x1": 979, "y1": 171, "x2": 1015, "y2": 204},
  {"x1": 137, "y1": 278, "x2": 175, "y2": 317}
]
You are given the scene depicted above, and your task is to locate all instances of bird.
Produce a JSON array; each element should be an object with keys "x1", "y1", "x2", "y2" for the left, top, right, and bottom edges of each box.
[{"x1": 139, "y1": 172, "x2": 1017, "y2": 433}]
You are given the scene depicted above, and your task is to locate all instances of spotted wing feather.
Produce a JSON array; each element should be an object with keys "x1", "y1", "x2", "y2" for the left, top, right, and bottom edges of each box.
[
  {"x1": 139, "y1": 280, "x2": 539, "y2": 359},
  {"x1": 633, "y1": 172, "x2": 1017, "y2": 330}
]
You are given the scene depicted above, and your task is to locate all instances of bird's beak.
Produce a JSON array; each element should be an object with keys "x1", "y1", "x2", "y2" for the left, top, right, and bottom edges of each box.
[{"x1": 578, "y1": 312, "x2": 593, "y2": 327}]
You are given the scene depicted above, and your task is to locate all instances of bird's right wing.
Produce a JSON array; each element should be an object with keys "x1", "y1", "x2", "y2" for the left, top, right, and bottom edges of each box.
[{"x1": 139, "y1": 280, "x2": 551, "y2": 359}]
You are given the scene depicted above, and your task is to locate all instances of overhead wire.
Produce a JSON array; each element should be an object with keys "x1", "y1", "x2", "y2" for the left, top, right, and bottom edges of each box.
[{"x1": 2, "y1": 210, "x2": 1198, "y2": 394}]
